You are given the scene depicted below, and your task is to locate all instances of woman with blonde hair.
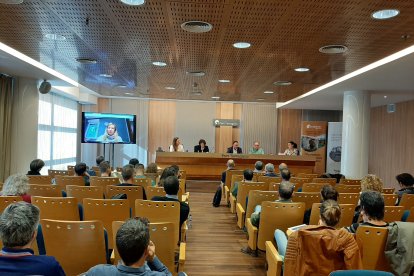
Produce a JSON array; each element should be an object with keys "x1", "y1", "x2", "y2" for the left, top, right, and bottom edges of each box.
[
  {"x1": 97, "y1": 123, "x2": 123, "y2": 143},
  {"x1": 361, "y1": 174, "x2": 383, "y2": 193},
  {"x1": 0, "y1": 173, "x2": 32, "y2": 203}
]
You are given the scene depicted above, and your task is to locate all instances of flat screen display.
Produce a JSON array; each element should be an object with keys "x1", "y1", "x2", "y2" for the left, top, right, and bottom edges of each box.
[{"x1": 81, "y1": 112, "x2": 136, "y2": 144}]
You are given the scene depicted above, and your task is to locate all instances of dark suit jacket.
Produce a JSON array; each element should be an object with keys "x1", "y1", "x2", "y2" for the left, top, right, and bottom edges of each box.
[
  {"x1": 194, "y1": 145, "x2": 209, "y2": 152},
  {"x1": 227, "y1": 146, "x2": 242, "y2": 154},
  {"x1": 151, "y1": 196, "x2": 190, "y2": 229}
]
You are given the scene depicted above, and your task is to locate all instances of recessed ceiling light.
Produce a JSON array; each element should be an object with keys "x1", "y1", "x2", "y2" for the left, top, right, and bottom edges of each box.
[
  {"x1": 165, "y1": 86, "x2": 176, "y2": 90},
  {"x1": 186, "y1": 71, "x2": 205, "y2": 77},
  {"x1": 117, "y1": 84, "x2": 127, "y2": 88},
  {"x1": 257, "y1": 98, "x2": 265, "y2": 101},
  {"x1": 319, "y1": 45, "x2": 348, "y2": 54},
  {"x1": 119, "y1": 0, "x2": 145, "y2": 6},
  {"x1": 264, "y1": 91, "x2": 274, "y2": 94},
  {"x1": 45, "y1": 34, "x2": 66, "y2": 41},
  {"x1": 99, "y1": 73, "x2": 112, "y2": 78},
  {"x1": 0, "y1": 0, "x2": 23, "y2": 4},
  {"x1": 152, "y1": 61, "x2": 167, "y2": 67},
  {"x1": 211, "y1": 96, "x2": 220, "y2": 99},
  {"x1": 273, "y1": 81, "x2": 292, "y2": 86},
  {"x1": 181, "y1": 21, "x2": 213, "y2": 33},
  {"x1": 233, "y1": 42, "x2": 251, "y2": 49},
  {"x1": 76, "y1": 58, "x2": 97, "y2": 64},
  {"x1": 294, "y1": 67, "x2": 310, "y2": 72},
  {"x1": 125, "y1": 92, "x2": 134, "y2": 95},
  {"x1": 372, "y1": 9, "x2": 399, "y2": 20},
  {"x1": 384, "y1": 95, "x2": 388, "y2": 99},
  {"x1": 218, "y1": 79, "x2": 231, "y2": 83}
]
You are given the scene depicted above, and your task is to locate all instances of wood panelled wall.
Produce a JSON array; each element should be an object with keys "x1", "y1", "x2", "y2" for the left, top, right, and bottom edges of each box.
[
  {"x1": 369, "y1": 100, "x2": 414, "y2": 189},
  {"x1": 215, "y1": 103, "x2": 241, "y2": 153},
  {"x1": 277, "y1": 109, "x2": 302, "y2": 153}
]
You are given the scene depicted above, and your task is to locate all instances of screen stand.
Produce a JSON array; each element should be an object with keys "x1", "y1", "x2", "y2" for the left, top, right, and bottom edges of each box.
[
  {"x1": 110, "y1": 143, "x2": 115, "y2": 170},
  {"x1": 103, "y1": 143, "x2": 107, "y2": 163}
]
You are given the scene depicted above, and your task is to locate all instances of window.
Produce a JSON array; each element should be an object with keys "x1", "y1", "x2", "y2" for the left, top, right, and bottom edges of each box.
[{"x1": 37, "y1": 93, "x2": 78, "y2": 174}]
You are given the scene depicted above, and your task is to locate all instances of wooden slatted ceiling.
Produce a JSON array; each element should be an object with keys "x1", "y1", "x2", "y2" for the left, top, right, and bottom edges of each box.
[{"x1": 0, "y1": 0, "x2": 414, "y2": 102}]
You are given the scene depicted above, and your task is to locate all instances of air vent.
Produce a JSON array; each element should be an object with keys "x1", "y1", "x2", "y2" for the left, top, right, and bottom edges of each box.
[
  {"x1": 186, "y1": 71, "x2": 205, "y2": 77},
  {"x1": 319, "y1": 45, "x2": 348, "y2": 54},
  {"x1": 76, "y1": 58, "x2": 97, "y2": 64},
  {"x1": 0, "y1": 0, "x2": 23, "y2": 4},
  {"x1": 181, "y1": 21, "x2": 213, "y2": 33}
]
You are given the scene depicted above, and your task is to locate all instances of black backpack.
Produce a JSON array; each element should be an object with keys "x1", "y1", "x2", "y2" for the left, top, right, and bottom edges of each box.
[{"x1": 212, "y1": 186, "x2": 222, "y2": 207}]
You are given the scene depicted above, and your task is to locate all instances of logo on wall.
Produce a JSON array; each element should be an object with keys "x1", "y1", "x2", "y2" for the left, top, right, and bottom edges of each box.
[{"x1": 212, "y1": 119, "x2": 240, "y2": 127}]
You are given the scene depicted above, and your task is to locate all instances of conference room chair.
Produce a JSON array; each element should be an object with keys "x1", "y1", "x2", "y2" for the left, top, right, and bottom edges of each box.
[
  {"x1": 382, "y1": 194, "x2": 398, "y2": 206},
  {"x1": 355, "y1": 226, "x2": 390, "y2": 271},
  {"x1": 66, "y1": 165, "x2": 75, "y2": 176},
  {"x1": 338, "y1": 193, "x2": 360, "y2": 205},
  {"x1": 246, "y1": 202, "x2": 305, "y2": 252},
  {"x1": 252, "y1": 172, "x2": 263, "y2": 182},
  {"x1": 258, "y1": 175, "x2": 282, "y2": 185},
  {"x1": 297, "y1": 173, "x2": 319, "y2": 179},
  {"x1": 106, "y1": 185, "x2": 144, "y2": 216},
  {"x1": 224, "y1": 170, "x2": 243, "y2": 205},
  {"x1": 27, "y1": 175, "x2": 53, "y2": 184},
  {"x1": 336, "y1": 185, "x2": 362, "y2": 194},
  {"x1": 41, "y1": 219, "x2": 107, "y2": 276},
  {"x1": 133, "y1": 177, "x2": 152, "y2": 188},
  {"x1": 83, "y1": 198, "x2": 130, "y2": 249},
  {"x1": 55, "y1": 175, "x2": 85, "y2": 192},
  {"x1": 268, "y1": 182, "x2": 280, "y2": 191},
  {"x1": 339, "y1": 179, "x2": 361, "y2": 185},
  {"x1": 48, "y1": 169, "x2": 69, "y2": 178},
  {"x1": 178, "y1": 179, "x2": 190, "y2": 202},
  {"x1": 0, "y1": 196, "x2": 22, "y2": 213},
  {"x1": 398, "y1": 193, "x2": 414, "y2": 210},
  {"x1": 235, "y1": 182, "x2": 267, "y2": 228},
  {"x1": 229, "y1": 175, "x2": 249, "y2": 213},
  {"x1": 90, "y1": 177, "x2": 121, "y2": 196},
  {"x1": 28, "y1": 184, "x2": 62, "y2": 197},
  {"x1": 383, "y1": 206, "x2": 404, "y2": 222},
  {"x1": 244, "y1": 190, "x2": 279, "y2": 228},
  {"x1": 144, "y1": 173, "x2": 159, "y2": 186},
  {"x1": 290, "y1": 177, "x2": 312, "y2": 192},
  {"x1": 406, "y1": 207, "x2": 414, "y2": 222},
  {"x1": 292, "y1": 192, "x2": 322, "y2": 210},
  {"x1": 32, "y1": 196, "x2": 80, "y2": 221},
  {"x1": 309, "y1": 203, "x2": 356, "y2": 228},
  {"x1": 145, "y1": 186, "x2": 166, "y2": 199},
  {"x1": 91, "y1": 166, "x2": 101, "y2": 177},
  {"x1": 302, "y1": 183, "x2": 327, "y2": 193},
  {"x1": 311, "y1": 178, "x2": 337, "y2": 185},
  {"x1": 179, "y1": 170, "x2": 187, "y2": 181},
  {"x1": 382, "y1": 188, "x2": 395, "y2": 194},
  {"x1": 330, "y1": 270, "x2": 394, "y2": 276},
  {"x1": 66, "y1": 185, "x2": 104, "y2": 202},
  {"x1": 265, "y1": 241, "x2": 283, "y2": 276}
]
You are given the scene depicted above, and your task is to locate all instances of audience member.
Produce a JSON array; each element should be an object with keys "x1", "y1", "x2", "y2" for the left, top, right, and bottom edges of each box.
[
  {"x1": 321, "y1": 184, "x2": 338, "y2": 201},
  {"x1": 152, "y1": 176, "x2": 190, "y2": 230},
  {"x1": 275, "y1": 163, "x2": 288, "y2": 177},
  {"x1": 264, "y1": 163, "x2": 277, "y2": 177},
  {"x1": 220, "y1": 159, "x2": 235, "y2": 189},
  {"x1": 27, "y1": 159, "x2": 45, "y2": 175},
  {"x1": 321, "y1": 173, "x2": 345, "y2": 184},
  {"x1": 346, "y1": 191, "x2": 388, "y2": 233},
  {"x1": 231, "y1": 169, "x2": 254, "y2": 197},
  {"x1": 86, "y1": 217, "x2": 182, "y2": 276},
  {"x1": 284, "y1": 200, "x2": 362, "y2": 275},
  {"x1": 253, "y1": 161, "x2": 264, "y2": 173},
  {"x1": 146, "y1": 163, "x2": 158, "y2": 174},
  {"x1": 135, "y1": 164, "x2": 146, "y2": 178},
  {"x1": 99, "y1": 161, "x2": 111, "y2": 177},
  {"x1": 96, "y1": 155, "x2": 105, "y2": 166},
  {"x1": 227, "y1": 141, "x2": 242, "y2": 154},
  {"x1": 249, "y1": 141, "x2": 264, "y2": 154},
  {"x1": 129, "y1": 158, "x2": 140, "y2": 167},
  {"x1": 118, "y1": 165, "x2": 137, "y2": 186},
  {"x1": 395, "y1": 173, "x2": 414, "y2": 205},
  {"x1": 0, "y1": 202, "x2": 65, "y2": 275},
  {"x1": 159, "y1": 167, "x2": 177, "y2": 187},
  {"x1": 145, "y1": 163, "x2": 159, "y2": 187},
  {"x1": 0, "y1": 174, "x2": 31, "y2": 203},
  {"x1": 170, "y1": 165, "x2": 180, "y2": 178},
  {"x1": 280, "y1": 169, "x2": 291, "y2": 183},
  {"x1": 360, "y1": 174, "x2": 383, "y2": 193},
  {"x1": 74, "y1": 163, "x2": 90, "y2": 186}
]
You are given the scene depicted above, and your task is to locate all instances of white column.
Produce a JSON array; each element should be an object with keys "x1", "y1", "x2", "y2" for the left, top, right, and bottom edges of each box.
[{"x1": 341, "y1": 91, "x2": 370, "y2": 179}]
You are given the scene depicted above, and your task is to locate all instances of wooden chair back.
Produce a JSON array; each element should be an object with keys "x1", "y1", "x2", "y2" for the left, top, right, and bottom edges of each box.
[
  {"x1": 83, "y1": 198, "x2": 130, "y2": 249},
  {"x1": 28, "y1": 184, "x2": 62, "y2": 197},
  {"x1": 144, "y1": 173, "x2": 159, "y2": 186},
  {"x1": 0, "y1": 196, "x2": 22, "y2": 213},
  {"x1": 48, "y1": 169, "x2": 69, "y2": 178},
  {"x1": 302, "y1": 183, "x2": 327, "y2": 193},
  {"x1": 339, "y1": 178, "x2": 361, "y2": 185},
  {"x1": 406, "y1": 207, "x2": 414, "y2": 222},
  {"x1": 382, "y1": 194, "x2": 398, "y2": 206},
  {"x1": 297, "y1": 173, "x2": 319, "y2": 179},
  {"x1": 27, "y1": 175, "x2": 53, "y2": 184},
  {"x1": 179, "y1": 170, "x2": 187, "y2": 181},
  {"x1": 67, "y1": 165, "x2": 75, "y2": 176},
  {"x1": 106, "y1": 185, "x2": 144, "y2": 216},
  {"x1": 32, "y1": 196, "x2": 80, "y2": 221},
  {"x1": 41, "y1": 219, "x2": 107, "y2": 276},
  {"x1": 336, "y1": 185, "x2": 361, "y2": 194},
  {"x1": 236, "y1": 182, "x2": 267, "y2": 210},
  {"x1": 66, "y1": 185, "x2": 104, "y2": 202},
  {"x1": 179, "y1": 179, "x2": 186, "y2": 193},
  {"x1": 383, "y1": 206, "x2": 404, "y2": 222},
  {"x1": 135, "y1": 199, "x2": 180, "y2": 246},
  {"x1": 253, "y1": 172, "x2": 263, "y2": 182},
  {"x1": 292, "y1": 192, "x2": 322, "y2": 210},
  {"x1": 145, "y1": 186, "x2": 166, "y2": 200},
  {"x1": 338, "y1": 193, "x2": 360, "y2": 205},
  {"x1": 382, "y1": 188, "x2": 395, "y2": 194},
  {"x1": 230, "y1": 174, "x2": 244, "y2": 192},
  {"x1": 90, "y1": 177, "x2": 120, "y2": 196},
  {"x1": 257, "y1": 202, "x2": 305, "y2": 250},
  {"x1": 309, "y1": 203, "x2": 356, "y2": 228},
  {"x1": 311, "y1": 178, "x2": 337, "y2": 185},
  {"x1": 133, "y1": 178, "x2": 152, "y2": 188},
  {"x1": 91, "y1": 166, "x2": 101, "y2": 177},
  {"x1": 55, "y1": 176, "x2": 85, "y2": 192},
  {"x1": 269, "y1": 182, "x2": 281, "y2": 191},
  {"x1": 290, "y1": 177, "x2": 312, "y2": 191},
  {"x1": 399, "y1": 194, "x2": 414, "y2": 210},
  {"x1": 225, "y1": 170, "x2": 244, "y2": 189},
  {"x1": 355, "y1": 226, "x2": 390, "y2": 271},
  {"x1": 258, "y1": 175, "x2": 282, "y2": 186},
  {"x1": 245, "y1": 190, "x2": 279, "y2": 219}
]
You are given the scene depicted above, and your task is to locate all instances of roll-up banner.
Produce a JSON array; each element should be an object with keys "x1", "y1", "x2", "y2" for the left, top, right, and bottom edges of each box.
[
  {"x1": 326, "y1": 122, "x2": 342, "y2": 174},
  {"x1": 301, "y1": 121, "x2": 327, "y2": 174}
]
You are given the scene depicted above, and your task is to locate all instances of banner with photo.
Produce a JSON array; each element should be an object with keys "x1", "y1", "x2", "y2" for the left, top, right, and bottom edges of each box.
[
  {"x1": 326, "y1": 122, "x2": 342, "y2": 174},
  {"x1": 301, "y1": 121, "x2": 327, "y2": 174}
]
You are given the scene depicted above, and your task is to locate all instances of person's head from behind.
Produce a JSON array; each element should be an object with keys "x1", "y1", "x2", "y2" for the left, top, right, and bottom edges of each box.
[
  {"x1": 360, "y1": 191, "x2": 385, "y2": 222},
  {"x1": 29, "y1": 159, "x2": 44, "y2": 173},
  {"x1": 129, "y1": 158, "x2": 139, "y2": 167},
  {"x1": 265, "y1": 163, "x2": 274, "y2": 173},
  {"x1": 122, "y1": 164, "x2": 135, "y2": 182},
  {"x1": 135, "y1": 164, "x2": 145, "y2": 175},
  {"x1": 96, "y1": 155, "x2": 105, "y2": 166},
  {"x1": 280, "y1": 169, "x2": 291, "y2": 182},
  {"x1": 361, "y1": 174, "x2": 383, "y2": 193},
  {"x1": 279, "y1": 182, "x2": 294, "y2": 200},
  {"x1": 396, "y1": 173, "x2": 414, "y2": 188},
  {"x1": 255, "y1": 161, "x2": 263, "y2": 171},
  {"x1": 116, "y1": 217, "x2": 150, "y2": 266},
  {"x1": 159, "y1": 167, "x2": 176, "y2": 186},
  {"x1": 0, "y1": 202, "x2": 40, "y2": 248},
  {"x1": 319, "y1": 200, "x2": 341, "y2": 227},
  {"x1": 199, "y1": 139, "x2": 206, "y2": 147},
  {"x1": 243, "y1": 169, "x2": 253, "y2": 181},
  {"x1": 227, "y1": 159, "x2": 235, "y2": 169},
  {"x1": 278, "y1": 163, "x2": 288, "y2": 172},
  {"x1": 321, "y1": 185, "x2": 338, "y2": 201},
  {"x1": 170, "y1": 165, "x2": 180, "y2": 177},
  {"x1": 75, "y1": 163, "x2": 87, "y2": 176},
  {"x1": 146, "y1": 163, "x2": 158, "y2": 174},
  {"x1": 2, "y1": 173, "x2": 29, "y2": 196},
  {"x1": 164, "y1": 176, "x2": 179, "y2": 196},
  {"x1": 99, "y1": 161, "x2": 111, "y2": 175}
]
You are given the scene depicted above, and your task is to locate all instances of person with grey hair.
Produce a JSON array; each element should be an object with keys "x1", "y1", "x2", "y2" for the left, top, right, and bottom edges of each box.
[
  {"x1": 0, "y1": 173, "x2": 31, "y2": 203},
  {"x1": 264, "y1": 163, "x2": 277, "y2": 177},
  {"x1": 253, "y1": 161, "x2": 264, "y2": 173},
  {"x1": 0, "y1": 202, "x2": 65, "y2": 275},
  {"x1": 221, "y1": 159, "x2": 236, "y2": 188}
]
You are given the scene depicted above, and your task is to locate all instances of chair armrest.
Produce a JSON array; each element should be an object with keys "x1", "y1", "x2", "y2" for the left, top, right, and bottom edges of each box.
[
  {"x1": 246, "y1": 218, "x2": 258, "y2": 251},
  {"x1": 230, "y1": 194, "x2": 237, "y2": 213},
  {"x1": 236, "y1": 203, "x2": 246, "y2": 229},
  {"x1": 110, "y1": 250, "x2": 115, "y2": 264},
  {"x1": 265, "y1": 241, "x2": 283, "y2": 276},
  {"x1": 181, "y1": 221, "x2": 188, "y2": 242},
  {"x1": 178, "y1": 242, "x2": 186, "y2": 271}
]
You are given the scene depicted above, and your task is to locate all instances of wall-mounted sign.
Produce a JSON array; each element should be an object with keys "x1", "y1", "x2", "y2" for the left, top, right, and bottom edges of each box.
[{"x1": 213, "y1": 119, "x2": 240, "y2": 127}]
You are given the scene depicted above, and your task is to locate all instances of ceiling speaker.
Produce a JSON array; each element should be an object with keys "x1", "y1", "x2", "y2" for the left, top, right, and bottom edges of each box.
[
  {"x1": 387, "y1": 104, "x2": 396, "y2": 113},
  {"x1": 39, "y1": 80, "x2": 51, "y2": 94}
]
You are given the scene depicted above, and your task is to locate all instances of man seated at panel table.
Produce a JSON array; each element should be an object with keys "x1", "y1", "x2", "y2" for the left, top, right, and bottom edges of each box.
[
  {"x1": 0, "y1": 202, "x2": 65, "y2": 275},
  {"x1": 227, "y1": 141, "x2": 242, "y2": 154},
  {"x1": 248, "y1": 141, "x2": 264, "y2": 154}
]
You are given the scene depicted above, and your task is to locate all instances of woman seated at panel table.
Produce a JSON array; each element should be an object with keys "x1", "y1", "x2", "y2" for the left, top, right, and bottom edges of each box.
[
  {"x1": 283, "y1": 141, "x2": 299, "y2": 156},
  {"x1": 169, "y1": 137, "x2": 185, "y2": 152},
  {"x1": 194, "y1": 139, "x2": 209, "y2": 152}
]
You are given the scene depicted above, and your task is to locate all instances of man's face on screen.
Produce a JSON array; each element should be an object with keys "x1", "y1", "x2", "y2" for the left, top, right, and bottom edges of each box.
[{"x1": 107, "y1": 125, "x2": 115, "y2": 135}]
